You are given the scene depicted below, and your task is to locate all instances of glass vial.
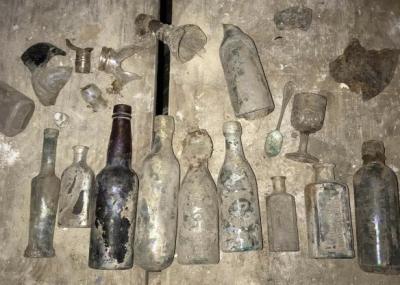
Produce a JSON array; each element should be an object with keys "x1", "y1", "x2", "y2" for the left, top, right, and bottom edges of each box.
[
  {"x1": 88, "y1": 105, "x2": 138, "y2": 270},
  {"x1": 266, "y1": 176, "x2": 299, "y2": 252},
  {"x1": 218, "y1": 121, "x2": 262, "y2": 252},
  {"x1": 305, "y1": 163, "x2": 354, "y2": 258},
  {"x1": 58, "y1": 145, "x2": 95, "y2": 228},
  {"x1": 177, "y1": 129, "x2": 219, "y2": 265},
  {"x1": 353, "y1": 140, "x2": 400, "y2": 274},
  {"x1": 134, "y1": 115, "x2": 180, "y2": 271},
  {"x1": 24, "y1": 128, "x2": 60, "y2": 258}
]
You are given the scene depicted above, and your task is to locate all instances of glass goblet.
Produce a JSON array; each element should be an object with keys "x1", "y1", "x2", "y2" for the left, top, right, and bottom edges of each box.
[{"x1": 285, "y1": 92, "x2": 327, "y2": 163}]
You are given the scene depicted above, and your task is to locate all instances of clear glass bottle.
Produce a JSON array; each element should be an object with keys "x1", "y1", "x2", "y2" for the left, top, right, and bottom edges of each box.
[
  {"x1": 0, "y1": 81, "x2": 35, "y2": 137},
  {"x1": 305, "y1": 163, "x2": 354, "y2": 258},
  {"x1": 88, "y1": 104, "x2": 138, "y2": 270},
  {"x1": 58, "y1": 145, "x2": 95, "y2": 228},
  {"x1": 353, "y1": 140, "x2": 400, "y2": 274},
  {"x1": 266, "y1": 176, "x2": 299, "y2": 252},
  {"x1": 219, "y1": 24, "x2": 274, "y2": 120},
  {"x1": 134, "y1": 115, "x2": 180, "y2": 271},
  {"x1": 218, "y1": 121, "x2": 262, "y2": 252},
  {"x1": 177, "y1": 129, "x2": 219, "y2": 265},
  {"x1": 24, "y1": 128, "x2": 60, "y2": 258}
]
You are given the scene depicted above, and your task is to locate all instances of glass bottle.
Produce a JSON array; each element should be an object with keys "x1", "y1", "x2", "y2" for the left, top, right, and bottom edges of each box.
[
  {"x1": 177, "y1": 129, "x2": 219, "y2": 265},
  {"x1": 219, "y1": 24, "x2": 274, "y2": 120},
  {"x1": 24, "y1": 128, "x2": 60, "y2": 258},
  {"x1": 353, "y1": 140, "x2": 400, "y2": 274},
  {"x1": 266, "y1": 176, "x2": 299, "y2": 252},
  {"x1": 134, "y1": 115, "x2": 180, "y2": 271},
  {"x1": 0, "y1": 81, "x2": 35, "y2": 137},
  {"x1": 58, "y1": 145, "x2": 95, "y2": 228},
  {"x1": 217, "y1": 121, "x2": 262, "y2": 252},
  {"x1": 88, "y1": 104, "x2": 138, "y2": 270},
  {"x1": 305, "y1": 163, "x2": 354, "y2": 258}
]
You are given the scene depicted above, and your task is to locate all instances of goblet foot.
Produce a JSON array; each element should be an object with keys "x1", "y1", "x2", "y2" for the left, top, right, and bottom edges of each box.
[{"x1": 285, "y1": 151, "x2": 319, "y2": 163}]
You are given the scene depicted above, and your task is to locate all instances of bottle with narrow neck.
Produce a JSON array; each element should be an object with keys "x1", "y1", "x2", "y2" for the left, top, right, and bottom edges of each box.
[
  {"x1": 134, "y1": 115, "x2": 180, "y2": 271},
  {"x1": 25, "y1": 128, "x2": 60, "y2": 258},
  {"x1": 58, "y1": 145, "x2": 95, "y2": 228},
  {"x1": 266, "y1": 176, "x2": 299, "y2": 252},
  {"x1": 305, "y1": 163, "x2": 354, "y2": 259},
  {"x1": 177, "y1": 129, "x2": 219, "y2": 264},
  {"x1": 89, "y1": 104, "x2": 138, "y2": 270},
  {"x1": 353, "y1": 140, "x2": 400, "y2": 274},
  {"x1": 217, "y1": 121, "x2": 262, "y2": 252}
]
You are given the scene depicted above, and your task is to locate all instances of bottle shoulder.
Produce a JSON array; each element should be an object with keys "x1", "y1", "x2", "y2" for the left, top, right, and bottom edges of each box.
[{"x1": 97, "y1": 165, "x2": 137, "y2": 180}]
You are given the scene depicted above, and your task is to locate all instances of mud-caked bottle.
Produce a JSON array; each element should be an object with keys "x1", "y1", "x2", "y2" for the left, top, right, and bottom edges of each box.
[
  {"x1": 88, "y1": 104, "x2": 138, "y2": 270},
  {"x1": 353, "y1": 140, "x2": 400, "y2": 274},
  {"x1": 134, "y1": 115, "x2": 180, "y2": 271},
  {"x1": 177, "y1": 129, "x2": 219, "y2": 265},
  {"x1": 218, "y1": 121, "x2": 262, "y2": 252},
  {"x1": 219, "y1": 24, "x2": 274, "y2": 120},
  {"x1": 0, "y1": 81, "x2": 35, "y2": 137},
  {"x1": 266, "y1": 176, "x2": 299, "y2": 252},
  {"x1": 305, "y1": 163, "x2": 354, "y2": 259},
  {"x1": 25, "y1": 128, "x2": 60, "y2": 258},
  {"x1": 58, "y1": 145, "x2": 95, "y2": 228}
]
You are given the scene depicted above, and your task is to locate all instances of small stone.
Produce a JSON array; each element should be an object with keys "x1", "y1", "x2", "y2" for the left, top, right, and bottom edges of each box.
[
  {"x1": 329, "y1": 39, "x2": 399, "y2": 101},
  {"x1": 274, "y1": 6, "x2": 313, "y2": 31}
]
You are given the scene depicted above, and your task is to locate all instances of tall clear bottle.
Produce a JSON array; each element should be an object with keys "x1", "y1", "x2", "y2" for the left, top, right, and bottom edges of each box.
[
  {"x1": 134, "y1": 115, "x2": 180, "y2": 271},
  {"x1": 88, "y1": 104, "x2": 138, "y2": 270},
  {"x1": 305, "y1": 163, "x2": 354, "y2": 258},
  {"x1": 58, "y1": 145, "x2": 95, "y2": 228},
  {"x1": 218, "y1": 121, "x2": 262, "y2": 252},
  {"x1": 353, "y1": 140, "x2": 400, "y2": 274},
  {"x1": 266, "y1": 176, "x2": 299, "y2": 252},
  {"x1": 177, "y1": 129, "x2": 219, "y2": 264},
  {"x1": 219, "y1": 24, "x2": 274, "y2": 120},
  {"x1": 24, "y1": 128, "x2": 60, "y2": 258}
]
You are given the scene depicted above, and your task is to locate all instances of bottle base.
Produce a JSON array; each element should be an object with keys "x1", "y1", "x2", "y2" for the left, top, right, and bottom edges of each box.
[
  {"x1": 24, "y1": 246, "x2": 55, "y2": 258},
  {"x1": 359, "y1": 264, "x2": 400, "y2": 275},
  {"x1": 285, "y1": 151, "x2": 318, "y2": 163},
  {"x1": 88, "y1": 262, "x2": 133, "y2": 270}
]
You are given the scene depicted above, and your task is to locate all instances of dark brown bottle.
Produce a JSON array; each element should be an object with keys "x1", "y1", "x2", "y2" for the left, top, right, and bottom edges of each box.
[
  {"x1": 353, "y1": 140, "x2": 400, "y2": 274},
  {"x1": 88, "y1": 104, "x2": 138, "y2": 270},
  {"x1": 0, "y1": 81, "x2": 35, "y2": 137},
  {"x1": 24, "y1": 128, "x2": 60, "y2": 258}
]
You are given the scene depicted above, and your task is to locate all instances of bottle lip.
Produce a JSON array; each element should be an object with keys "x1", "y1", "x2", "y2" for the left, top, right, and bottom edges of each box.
[
  {"x1": 154, "y1": 115, "x2": 175, "y2": 131},
  {"x1": 361, "y1": 140, "x2": 385, "y2": 158},
  {"x1": 271, "y1": 175, "x2": 286, "y2": 180},
  {"x1": 44, "y1": 128, "x2": 59, "y2": 137},
  {"x1": 223, "y1": 121, "x2": 242, "y2": 134},
  {"x1": 73, "y1": 145, "x2": 89, "y2": 152},
  {"x1": 112, "y1": 104, "x2": 132, "y2": 118}
]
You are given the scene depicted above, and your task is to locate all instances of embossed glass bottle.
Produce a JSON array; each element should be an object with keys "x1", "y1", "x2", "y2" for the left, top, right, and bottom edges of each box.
[
  {"x1": 177, "y1": 129, "x2": 219, "y2": 264},
  {"x1": 353, "y1": 140, "x2": 400, "y2": 274},
  {"x1": 305, "y1": 163, "x2": 354, "y2": 258},
  {"x1": 266, "y1": 176, "x2": 299, "y2": 252},
  {"x1": 58, "y1": 145, "x2": 95, "y2": 228},
  {"x1": 25, "y1": 128, "x2": 60, "y2": 258},
  {"x1": 220, "y1": 24, "x2": 274, "y2": 120},
  {"x1": 134, "y1": 115, "x2": 180, "y2": 271},
  {"x1": 218, "y1": 121, "x2": 262, "y2": 252},
  {"x1": 88, "y1": 104, "x2": 138, "y2": 270}
]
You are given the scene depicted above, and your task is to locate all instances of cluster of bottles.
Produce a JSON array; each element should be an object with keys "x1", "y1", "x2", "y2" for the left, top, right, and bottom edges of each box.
[{"x1": 24, "y1": 104, "x2": 400, "y2": 275}]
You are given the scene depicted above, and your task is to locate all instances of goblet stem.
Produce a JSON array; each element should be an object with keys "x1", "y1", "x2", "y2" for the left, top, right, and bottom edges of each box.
[{"x1": 298, "y1": 132, "x2": 309, "y2": 154}]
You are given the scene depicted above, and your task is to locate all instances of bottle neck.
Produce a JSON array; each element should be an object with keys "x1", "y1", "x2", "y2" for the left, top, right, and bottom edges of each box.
[
  {"x1": 224, "y1": 133, "x2": 244, "y2": 158},
  {"x1": 73, "y1": 146, "x2": 88, "y2": 164},
  {"x1": 362, "y1": 154, "x2": 385, "y2": 165},
  {"x1": 314, "y1": 164, "x2": 335, "y2": 183},
  {"x1": 40, "y1": 134, "x2": 58, "y2": 174},
  {"x1": 152, "y1": 130, "x2": 173, "y2": 153},
  {"x1": 271, "y1": 176, "x2": 286, "y2": 193},
  {"x1": 107, "y1": 117, "x2": 132, "y2": 167}
]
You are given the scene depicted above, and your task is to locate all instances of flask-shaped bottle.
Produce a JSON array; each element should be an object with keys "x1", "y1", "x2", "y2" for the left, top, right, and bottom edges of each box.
[
  {"x1": 218, "y1": 121, "x2": 262, "y2": 252},
  {"x1": 266, "y1": 176, "x2": 299, "y2": 252},
  {"x1": 353, "y1": 140, "x2": 400, "y2": 274},
  {"x1": 220, "y1": 24, "x2": 274, "y2": 120},
  {"x1": 58, "y1": 145, "x2": 95, "y2": 228},
  {"x1": 24, "y1": 128, "x2": 60, "y2": 257},
  {"x1": 305, "y1": 163, "x2": 354, "y2": 258},
  {"x1": 134, "y1": 115, "x2": 180, "y2": 271},
  {"x1": 177, "y1": 129, "x2": 219, "y2": 264},
  {"x1": 88, "y1": 104, "x2": 138, "y2": 270}
]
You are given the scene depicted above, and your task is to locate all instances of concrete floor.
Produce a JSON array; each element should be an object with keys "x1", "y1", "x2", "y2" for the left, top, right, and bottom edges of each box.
[{"x1": 1, "y1": 0, "x2": 400, "y2": 284}]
